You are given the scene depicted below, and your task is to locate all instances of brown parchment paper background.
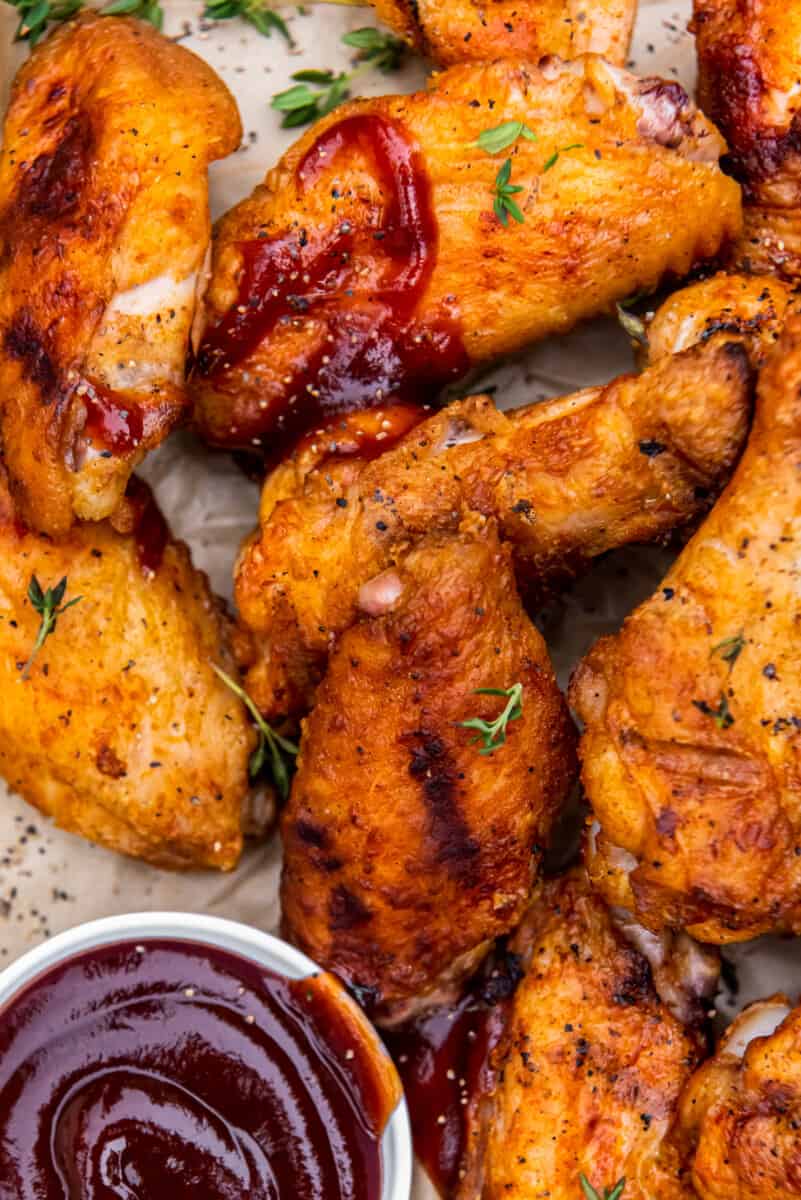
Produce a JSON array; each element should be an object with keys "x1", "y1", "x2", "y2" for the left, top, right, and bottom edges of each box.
[{"x1": 1, "y1": 4, "x2": 800, "y2": 1194}]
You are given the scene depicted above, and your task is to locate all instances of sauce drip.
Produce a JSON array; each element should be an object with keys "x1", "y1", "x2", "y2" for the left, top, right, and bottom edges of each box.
[
  {"x1": 0, "y1": 939, "x2": 393, "y2": 1200},
  {"x1": 81, "y1": 380, "x2": 145, "y2": 455},
  {"x1": 384, "y1": 951, "x2": 522, "y2": 1196},
  {"x1": 196, "y1": 114, "x2": 467, "y2": 453},
  {"x1": 125, "y1": 477, "x2": 168, "y2": 575}
]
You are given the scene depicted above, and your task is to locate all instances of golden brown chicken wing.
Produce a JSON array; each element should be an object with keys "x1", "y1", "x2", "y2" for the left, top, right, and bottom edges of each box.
[
  {"x1": 281, "y1": 520, "x2": 577, "y2": 1025},
  {"x1": 372, "y1": 0, "x2": 635, "y2": 67},
  {"x1": 570, "y1": 315, "x2": 801, "y2": 943},
  {"x1": 457, "y1": 871, "x2": 711, "y2": 1199},
  {"x1": 236, "y1": 334, "x2": 753, "y2": 721},
  {"x1": 0, "y1": 467, "x2": 254, "y2": 869},
  {"x1": 679, "y1": 996, "x2": 801, "y2": 1200},
  {"x1": 693, "y1": 0, "x2": 801, "y2": 279},
  {"x1": 646, "y1": 271, "x2": 800, "y2": 366},
  {"x1": 192, "y1": 56, "x2": 741, "y2": 453},
  {"x1": 0, "y1": 15, "x2": 242, "y2": 535}
]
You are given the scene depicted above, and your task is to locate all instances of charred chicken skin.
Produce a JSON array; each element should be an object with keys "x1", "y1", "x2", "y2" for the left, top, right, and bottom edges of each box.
[
  {"x1": 236, "y1": 335, "x2": 753, "y2": 721},
  {"x1": 0, "y1": 15, "x2": 242, "y2": 536},
  {"x1": 679, "y1": 996, "x2": 801, "y2": 1200},
  {"x1": 457, "y1": 870, "x2": 712, "y2": 1199},
  {"x1": 0, "y1": 468, "x2": 253, "y2": 870},
  {"x1": 571, "y1": 315, "x2": 801, "y2": 943},
  {"x1": 372, "y1": 0, "x2": 635, "y2": 67},
  {"x1": 280, "y1": 520, "x2": 577, "y2": 1025},
  {"x1": 192, "y1": 56, "x2": 741, "y2": 454},
  {"x1": 694, "y1": 0, "x2": 801, "y2": 280}
]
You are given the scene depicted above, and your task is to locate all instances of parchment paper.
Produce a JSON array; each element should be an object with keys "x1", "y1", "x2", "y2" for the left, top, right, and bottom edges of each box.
[{"x1": 1, "y1": 3, "x2": 799, "y2": 1195}]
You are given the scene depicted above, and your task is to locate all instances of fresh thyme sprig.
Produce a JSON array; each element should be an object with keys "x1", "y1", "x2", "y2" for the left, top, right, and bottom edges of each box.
[
  {"x1": 474, "y1": 119, "x2": 537, "y2": 155},
  {"x1": 492, "y1": 158, "x2": 525, "y2": 227},
  {"x1": 7, "y1": 0, "x2": 164, "y2": 44},
  {"x1": 271, "y1": 26, "x2": 405, "y2": 128},
  {"x1": 22, "y1": 574, "x2": 82, "y2": 679},
  {"x1": 457, "y1": 683, "x2": 524, "y2": 754},
  {"x1": 103, "y1": 0, "x2": 163, "y2": 28},
  {"x1": 543, "y1": 142, "x2": 584, "y2": 171},
  {"x1": 711, "y1": 630, "x2": 746, "y2": 673},
  {"x1": 203, "y1": 0, "x2": 291, "y2": 43},
  {"x1": 212, "y1": 664, "x2": 299, "y2": 799},
  {"x1": 580, "y1": 1176, "x2": 626, "y2": 1200}
]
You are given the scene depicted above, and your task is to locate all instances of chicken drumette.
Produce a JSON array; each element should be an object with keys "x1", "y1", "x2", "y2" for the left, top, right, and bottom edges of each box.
[
  {"x1": 371, "y1": 0, "x2": 635, "y2": 67},
  {"x1": 0, "y1": 15, "x2": 241, "y2": 535},
  {"x1": 192, "y1": 56, "x2": 740, "y2": 453},
  {"x1": 571, "y1": 315, "x2": 801, "y2": 943},
  {"x1": 236, "y1": 335, "x2": 753, "y2": 720},
  {"x1": 456, "y1": 870, "x2": 716, "y2": 1199},
  {"x1": 281, "y1": 520, "x2": 577, "y2": 1024},
  {"x1": 0, "y1": 468, "x2": 254, "y2": 870}
]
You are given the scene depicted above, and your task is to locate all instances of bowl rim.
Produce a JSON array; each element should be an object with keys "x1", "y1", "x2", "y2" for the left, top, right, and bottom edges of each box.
[{"x1": 0, "y1": 910, "x2": 413, "y2": 1200}]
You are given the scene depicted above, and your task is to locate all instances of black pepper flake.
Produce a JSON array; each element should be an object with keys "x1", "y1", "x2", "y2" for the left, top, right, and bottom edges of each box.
[
  {"x1": 662, "y1": 587, "x2": 675, "y2": 600},
  {"x1": 336, "y1": 497, "x2": 348, "y2": 508},
  {"x1": 639, "y1": 439, "x2": 667, "y2": 457}
]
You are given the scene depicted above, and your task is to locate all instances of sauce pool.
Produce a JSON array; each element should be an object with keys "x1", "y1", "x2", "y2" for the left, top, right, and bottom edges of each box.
[{"x1": 0, "y1": 939, "x2": 397, "y2": 1200}]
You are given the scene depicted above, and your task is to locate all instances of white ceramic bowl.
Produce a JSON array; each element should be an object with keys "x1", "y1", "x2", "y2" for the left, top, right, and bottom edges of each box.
[{"x1": 0, "y1": 911, "x2": 413, "y2": 1200}]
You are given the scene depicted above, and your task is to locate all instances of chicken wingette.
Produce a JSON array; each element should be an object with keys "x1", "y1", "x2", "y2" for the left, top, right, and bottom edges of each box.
[
  {"x1": 371, "y1": 0, "x2": 635, "y2": 67},
  {"x1": 456, "y1": 871, "x2": 714, "y2": 1199},
  {"x1": 281, "y1": 520, "x2": 577, "y2": 1025},
  {"x1": 694, "y1": 0, "x2": 801, "y2": 279},
  {"x1": 0, "y1": 15, "x2": 242, "y2": 535},
  {"x1": 0, "y1": 468, "x2": 253, "y2": 870},
  {"x1": 236, "y1": 335, "x2": 753, "y2": 720},
  {"x1": 192, "y1": 55, "x2": 741, "y2": 453},
  {"x1": 571, "y1": 315, "x2": 801, "y2": 943},
  {"x1": 679, "y1": 996, "x2": 801, "y2": 1200}
]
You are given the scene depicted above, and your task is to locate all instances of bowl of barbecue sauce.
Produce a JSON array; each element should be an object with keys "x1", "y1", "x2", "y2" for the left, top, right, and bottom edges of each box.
[{"x1": 0, "y1": 913, "x2": 412, "y2": 1200}]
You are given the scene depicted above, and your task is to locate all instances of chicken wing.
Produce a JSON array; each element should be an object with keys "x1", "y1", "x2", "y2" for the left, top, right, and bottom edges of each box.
[
  {"x1": 191, "y1": 56, "x2": 741, "y2": 453},
  {"x1": 693, "y1": 0, "x2": 801, "y2": 279},
  {"x1": 371, "y1": 0, "x2": 635, "y2": 67},
  {"x1": 646, "y1": 271, "x2": 800, "y2": 366},
  {"x1": 0, "y1": 468, "x2": 254, "y2": 870},
  {"x1": 236, "y1": 335, "x2": 753, "y2": 720},
  {"x1": 457, "y1": 870, "x2": 711, "y2": 1199},
  {"x1": 570, "y1": 315, "x2": 801, "y2": 943},
  {"x1": 280, "y1": 520, "x2": 577, "y2": 1025},
  {"x1": 679, "y1": 996, "x2": 801, "y2": 1200},
  {"x1": 0, "y1": 15, "x2": 242, "y2": 535}
]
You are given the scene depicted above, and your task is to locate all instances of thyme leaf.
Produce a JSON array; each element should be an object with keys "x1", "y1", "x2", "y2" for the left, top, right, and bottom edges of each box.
[
  {"x1": 212, "y1": 664, "x2": 299, "y2": 799},
  {"x1": 22, "y1": 574, "x2": 82, "y2": 679},
  {"x1": 457, "y1": 683, "x2": 524, "y2": 754}
]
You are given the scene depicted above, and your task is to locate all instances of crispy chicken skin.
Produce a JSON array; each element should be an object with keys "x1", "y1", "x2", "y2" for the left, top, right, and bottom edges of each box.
[
  {"x1": 0, "y1": 468, "x2": 253, "y2": 870},
  {"x1": 280, "y1": 521, "x2": 577, "y2": 1025},
  {"x1": 458, "y1": 871, "x2": 707, "y2": 1199},
  {"x1": 236, "y1": 335, "x2": 753, "y2": 720},
  {"x1": 372, "y1": 0, "x2": 635, "y2": 67},
  {"x1": 647, "y1": 271, "x2": 800, "y2": 366},
  {"x1": 570, "y1": 315, "x2": 801, "y2": 943},
  {"x1": 679, "y1": 997, "x2": 801, "y2": 1200},
  {"x1": 192, "y1": 56, "x2": 741, "y2": 452},
  {"x1": 0, "y1": 15, "x2": 242, "y2": 536},
  {"x1": 694, "y1": 0, "x2": 801, "y2": 279}
]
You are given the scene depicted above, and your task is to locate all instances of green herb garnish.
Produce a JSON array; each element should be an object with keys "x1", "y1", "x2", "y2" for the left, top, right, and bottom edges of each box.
[
  {"x1": 692, "y1": 693, "x2": 735, "y2": 730},
  {"x1": 543, "y1": 142, "x2": 584, "y2": 171},
  {"x1": 711, "y1": 630, "x2": 746, "y2": 673},
  {"x1": 580, "y1": 1176, "x2": 626, "y2": 1200},
  {"x1": 203, "y1": 0, "x2": 291, "y2": 42},
  {"x1": 212, "y1": 664, "x2": 299, "y2": 799},
  {"x1": 491, "y1": 158, "x2": 525, "y2": 227},
  {"x1": 474, "y1": 119, "x2": 536, "y2": 155},
  {"x1": 7, "y1": 0, "x2": 165, "y2": 44},
  {"x1": 22, "y1": 575, "x2": 82, "y2": 679},
  {"x1": 271, "y1": 26, "x2": 405, "y2": 128},
  {"x1": 457, "y1": 683, "x2": 524, "y2": 754},
  {"x1": 102, "y1": 0, "x2": 163, "y2": 28}
]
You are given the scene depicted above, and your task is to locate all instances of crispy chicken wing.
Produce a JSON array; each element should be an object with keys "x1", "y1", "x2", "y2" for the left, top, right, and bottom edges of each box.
[
  {"x1": 570, "y1": 315, "x2": 801, "y2": 943},
  {"x1": 0, "y1": 468, "x2": 253, "y2": 870},
  {"x1": 372, "y1": 0, "x2": 635, "y2": 67},
  {"x1": 236, "y1": 335, "x2": 753, "y2": 720},
  {"x1": 693, "y1": 0, "x2": 801, "y2": 279},
  {"x1": 280, "y1": 520, "x2": 577, "y2": 1024},
  {"x1": 679, "y1": 997, "x2": 801, "y2": 1199},
  {"x1": 647, "y1": 271, "x2": 800, "y2": 366},
  {"x1": 457, "y1": 871, "x2": 711, "y2": 1199},
  {"x1": 192, "y1": 56, "x2": 740, "y2": 453},
  {"x1": 0, "y1": 15, "x2": 242, "y2": 535}
]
